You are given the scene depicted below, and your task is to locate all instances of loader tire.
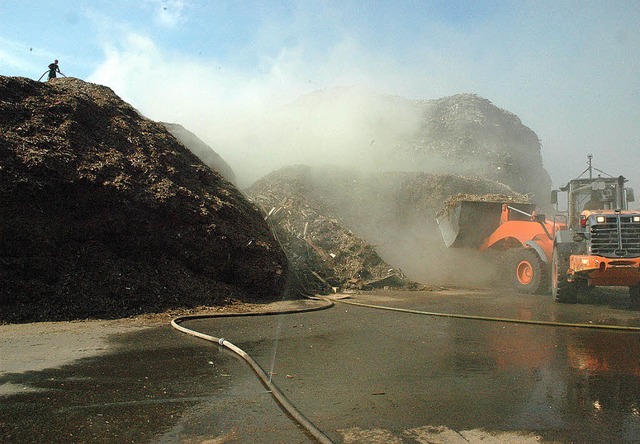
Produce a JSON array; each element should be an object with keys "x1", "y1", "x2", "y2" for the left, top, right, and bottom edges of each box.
[
  {"x1": 552, "y1": 247, "x2": 577, "y2": 303},
  {"x1": 505, "y1": 248, "x2": 544, "y2": 294}
]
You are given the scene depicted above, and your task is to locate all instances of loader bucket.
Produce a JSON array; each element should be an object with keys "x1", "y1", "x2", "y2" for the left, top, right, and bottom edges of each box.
[{"x1": 436, "y1": 201, "x2": 507, "y2": 248}]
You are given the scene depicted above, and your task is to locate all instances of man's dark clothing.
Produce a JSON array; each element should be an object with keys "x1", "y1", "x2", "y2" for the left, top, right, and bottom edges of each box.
[{"x1": 48, "y1": 63, "x2": 60, "y2": 80}]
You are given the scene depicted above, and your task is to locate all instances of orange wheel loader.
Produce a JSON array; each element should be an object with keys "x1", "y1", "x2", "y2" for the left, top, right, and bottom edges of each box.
[{"x1": 437, "y1": 198, "x2": 559, "y2": 294}]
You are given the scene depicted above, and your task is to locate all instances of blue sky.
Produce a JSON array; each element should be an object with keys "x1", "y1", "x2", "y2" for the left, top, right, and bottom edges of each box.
[{"x1": 1, "y1": 1, "x2": 639, "y2": 192}]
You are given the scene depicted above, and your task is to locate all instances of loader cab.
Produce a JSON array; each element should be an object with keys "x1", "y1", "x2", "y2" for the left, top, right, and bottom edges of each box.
[{"x1": 552, "y1": 175, "x2": 634, "y2": 229}]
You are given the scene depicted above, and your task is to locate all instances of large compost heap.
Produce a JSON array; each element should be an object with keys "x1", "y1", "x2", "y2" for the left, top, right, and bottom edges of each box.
[
  {"x1": 267, "y1": 88, "x2": 551, "y2": 206},
  {"x1": 248, "y1": 166, "x2": 415, "y2": 294},
  {"x1": 0, "y1": 76, "x2": 286, "y2": 323}
]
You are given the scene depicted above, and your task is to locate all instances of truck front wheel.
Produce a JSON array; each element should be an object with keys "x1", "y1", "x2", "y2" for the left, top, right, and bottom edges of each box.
[
  {"x1": 505, "y1": 248, "x2": 545, "y2": 294},
  {"x1": 552, "y1": 247, "x2": 577, "y2": 303}
]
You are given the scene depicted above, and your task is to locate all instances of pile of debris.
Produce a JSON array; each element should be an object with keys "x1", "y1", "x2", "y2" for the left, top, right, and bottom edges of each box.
[
  {"x1": 247, "y1": 166, "x2": 410, "y2": 293},
  {"x1": 437, "y1": 192, "x2": 531, "y2": 216},
  {"x1": 277, "y1": 88, "x2": 551, "y2": 206},
  {"x1": 0, "y1": 76, "x2": 287, "y2": 323},
  {"x1": 403, "y1": 93, "x2": 551, "y2": 205}
]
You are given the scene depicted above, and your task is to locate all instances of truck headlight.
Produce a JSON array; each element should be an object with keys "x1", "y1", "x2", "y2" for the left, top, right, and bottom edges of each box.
[
  {"x1": 596, "y1": 216, "x2": 606, "y2": 223},
  {"x1": 634, "y1": 216, "x2": 640, "y2": 222}
]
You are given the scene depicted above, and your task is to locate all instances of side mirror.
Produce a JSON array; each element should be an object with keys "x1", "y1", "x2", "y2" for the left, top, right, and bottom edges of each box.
[
  {"x1": 627, "y1": 188, "x2": 635, "y2": 203},
  {"x1": 551, "y1": 190, "x2": 558, "y2": 204}
]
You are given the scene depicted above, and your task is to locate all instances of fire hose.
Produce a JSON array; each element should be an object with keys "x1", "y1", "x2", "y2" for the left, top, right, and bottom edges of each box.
[
  {"x1": 329, "y1": 296, "x2": 640, "y2": 332},
  {"x1": 171, "y1": 300, "x2": 336, "y2": 444}
]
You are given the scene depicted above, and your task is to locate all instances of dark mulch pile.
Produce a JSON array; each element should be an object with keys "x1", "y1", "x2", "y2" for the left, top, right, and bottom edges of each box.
[{"x1": 0, "y1": 76, "x2": 288, "y2": 323}]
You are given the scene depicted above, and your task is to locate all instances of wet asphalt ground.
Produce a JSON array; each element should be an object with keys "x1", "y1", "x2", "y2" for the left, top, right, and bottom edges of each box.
[{"x1": 1, "y1": 287, "x2": 640, "y2": 443}]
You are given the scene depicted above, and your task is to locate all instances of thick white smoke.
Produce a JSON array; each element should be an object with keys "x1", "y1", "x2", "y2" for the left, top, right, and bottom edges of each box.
[
  {"x1": 87, "y1": 8, "x2": 640, "y2": 200},
  {"x1": 88, "y1": 33, "x2": 429, "y2": 186}
]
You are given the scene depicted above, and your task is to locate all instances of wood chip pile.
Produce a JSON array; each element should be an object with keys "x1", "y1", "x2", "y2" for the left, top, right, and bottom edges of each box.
[
  {"x1": 0, "y1": 76, "x2": 287, "y2": 323},
  {"x1": 437, "y1": 192, "x2": 531, "y2": 216},
  {"x1": 247, "y1": 166, "x2": 412, "y2": 293}
]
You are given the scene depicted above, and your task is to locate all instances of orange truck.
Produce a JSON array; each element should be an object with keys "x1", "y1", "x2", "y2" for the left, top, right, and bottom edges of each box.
[
  {"x1": 551, "y1": 167, "x2": 640, "y2": 305},
  {"x1": 437, "y1": 198, "x2": 558, "y2": 294},
  {"x1": 437, "y1": 157, "x2": 640, "y2": 306}
]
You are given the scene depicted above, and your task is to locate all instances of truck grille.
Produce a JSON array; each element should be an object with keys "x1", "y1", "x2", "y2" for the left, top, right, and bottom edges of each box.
[{"x1": 590, "y1": 215, "x2": 640, "y2": 257}]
